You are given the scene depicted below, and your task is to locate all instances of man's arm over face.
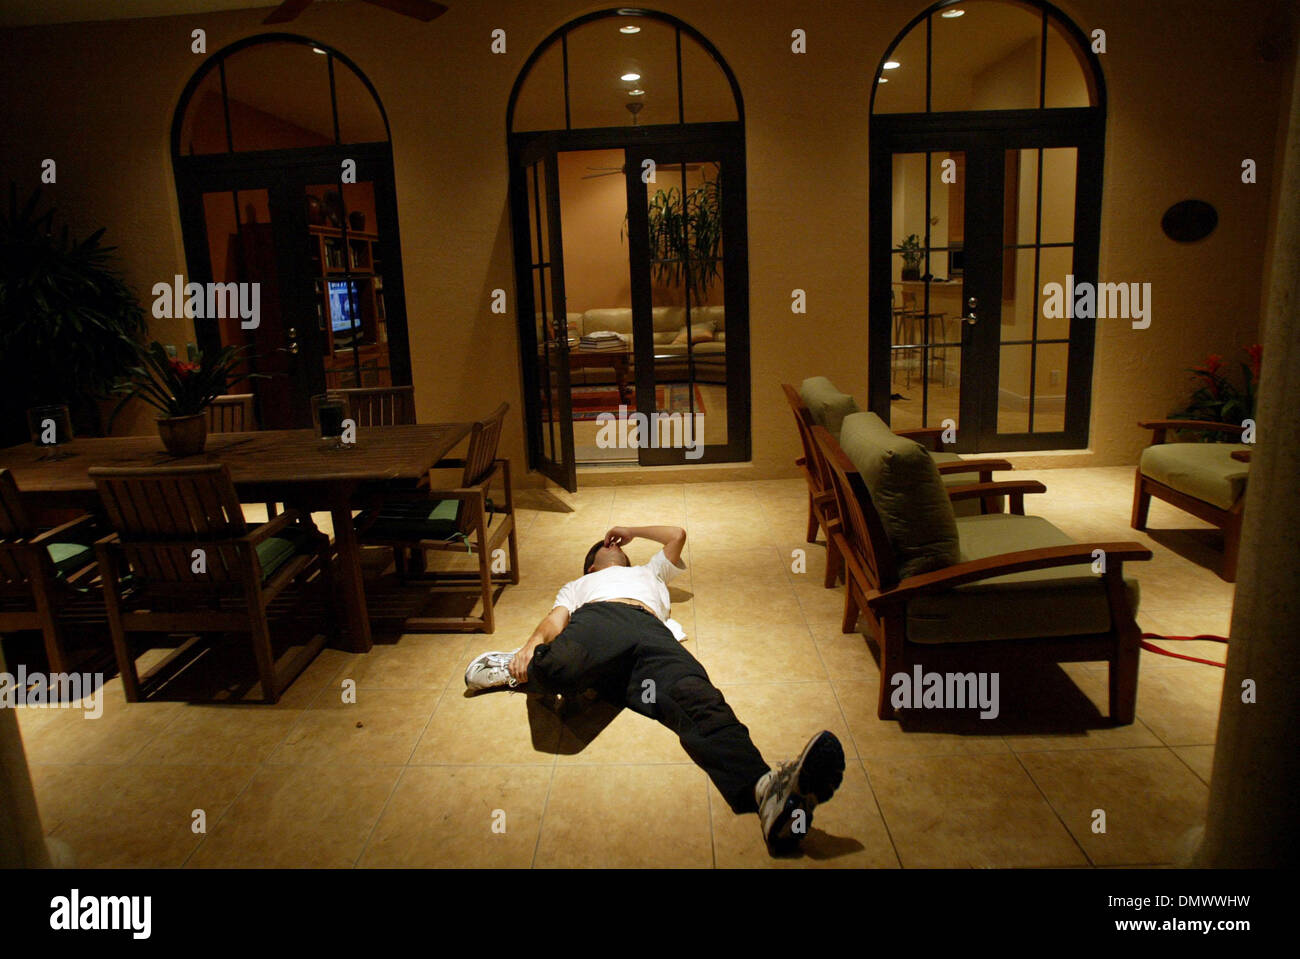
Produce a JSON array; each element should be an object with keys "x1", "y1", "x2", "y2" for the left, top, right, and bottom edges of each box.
[
  {"x1": 509, "y1": 605, "x2": 571, "y2": 684},
  {"x1": 604, "y1": 525, "x2": 687, "y2": 567}
]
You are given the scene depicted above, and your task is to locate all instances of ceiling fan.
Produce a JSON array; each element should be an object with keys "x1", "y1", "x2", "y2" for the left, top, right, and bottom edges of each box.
[
  {"x1": 583, "y1": 162, "x2": 705, "y2": 180},
  {"x1": 263, "y1": 0, "x2": 448, "y2": 25}
]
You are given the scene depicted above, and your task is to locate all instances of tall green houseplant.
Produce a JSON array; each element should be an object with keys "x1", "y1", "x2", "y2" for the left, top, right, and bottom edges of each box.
[
  {"x1": 0, "y1": 185, "x2": 146, "y2": 445},
  {"x1": 643, "y1": 167, "x2": 723, "y2": 302}
]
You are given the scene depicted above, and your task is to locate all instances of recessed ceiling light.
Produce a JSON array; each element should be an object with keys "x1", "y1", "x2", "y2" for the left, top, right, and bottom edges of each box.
[
  {"x1": 621, "y1": 72, "x2": 641, "y2": 82},
  {"x1": 883, "y1": 60, "x2": 900, "y2": 69},
  {"x1": 941, "y1": 8, "x2": 965, "y2": 17},
  {"x1": 878, "y1": 77, "x2": 889, "y2": 83},
  {"x1": 311, "y1": 47, "x2": 327, "y2": 55},
  {"x1": 620, "y1": 25, "x2": 641, "y2": 34},
  {"x1": 628, "y1": 89, "x2": 645, "y2": 96}
]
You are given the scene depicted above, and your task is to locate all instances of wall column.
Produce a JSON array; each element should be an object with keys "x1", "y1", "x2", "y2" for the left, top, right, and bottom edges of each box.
[
  {"x1": 0, "y1": 647, "x2": 52, "y2": 868},
  {"x1": 1194, "y1": 31, "x2": 1300, "y2": 868}
]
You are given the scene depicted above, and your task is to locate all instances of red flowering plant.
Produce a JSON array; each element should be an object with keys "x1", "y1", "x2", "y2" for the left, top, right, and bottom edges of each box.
[
  {"x1": 110, "y1": 340, "x2": 262, "y2": 421},
  {"x1": 1169, "y1": 344, "x2": 1261, "y2": 435}
]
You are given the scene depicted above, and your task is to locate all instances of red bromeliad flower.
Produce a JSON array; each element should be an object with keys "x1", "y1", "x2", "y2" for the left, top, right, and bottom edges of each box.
[
  {"x1": 1201, "y1": 353, "x2": 1223, "y2": 376},
  {"x1": 1197, "y1": 353, "x2": 1224, "y2": 398},
  {"x1": 169, "y1": 358, "x2": 200, "y2": 380},
  {"x1": 1246, "y1": 343, "x2": 1263, "y2": 381}
]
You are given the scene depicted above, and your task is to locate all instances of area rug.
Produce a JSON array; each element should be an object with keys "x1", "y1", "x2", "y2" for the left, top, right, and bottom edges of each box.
[{"x1": 570, "y1": 384, "x2": 707, "y2": 420}]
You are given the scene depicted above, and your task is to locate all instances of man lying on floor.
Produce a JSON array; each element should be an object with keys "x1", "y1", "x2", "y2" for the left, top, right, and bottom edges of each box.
[{"x1": 464, "y1": 523, "x2": 845, "y2": 856}]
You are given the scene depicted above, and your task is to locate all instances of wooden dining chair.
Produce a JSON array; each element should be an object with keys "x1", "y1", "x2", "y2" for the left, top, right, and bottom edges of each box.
[
  {"x1": 338, "y1": 386, "x2": 416, "y2": 426},
  {"x1": 207, "y1": 394, "x2": 255, "y2": 433},
  {"x1": 0, "y1": 469, "x2": 104, "y2": 673},
  {"x1": 90, "y1": 464, "x2": 336, "y2": 703},
  {"x1": 355, "y1": 402, "x2": 518, "y2": 633}
]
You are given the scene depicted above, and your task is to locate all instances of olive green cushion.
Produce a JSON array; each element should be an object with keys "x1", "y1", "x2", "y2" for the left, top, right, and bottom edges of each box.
[
  {"x1": 46, "y1": 541, "x2": 93, "y2": 578},
  {"x1": 798, "y1": 376, "x2": 861, "y2": 439},
  {"x1": 907, "y1": 513, "x2": 1140, "y2": 643},
  {"x1": 1140, "y1": 442, "x2": 1249, "y2": 511},
  {"x1": 360, "y1": 498, "x2": 462, "y2": 542},
  {"x1": 837, "y1": 411, "x2": 961, "y2": 579},
  {"x1": 932, "y1": 450, "x2": 1003, "y2": 517},
  {"x1": 253, "y1": 525, "x2": 317, "y2": 582}
]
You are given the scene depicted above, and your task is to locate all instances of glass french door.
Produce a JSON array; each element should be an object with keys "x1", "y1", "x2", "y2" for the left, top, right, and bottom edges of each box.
[
  {"x1": 510, "y1": 135, "x2": 576, "y2": 490},
  {"x1": 869, "y1": 121, "x2": 1102, "y2": 452},
  {"x1": 177, "y1": 148, "x2": 412, "y2": 429},
  {"x1": 624, "y1": 139, "x2": 750, "y2": 465}
]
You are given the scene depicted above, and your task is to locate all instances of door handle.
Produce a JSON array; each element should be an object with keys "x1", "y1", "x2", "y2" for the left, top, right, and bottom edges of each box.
[
  {"x1": 961, "y1": 296, "x2": 978, "y2": 325},
  {"x1": 287, "y1": 326, "x2": 300, "y2": 355}
]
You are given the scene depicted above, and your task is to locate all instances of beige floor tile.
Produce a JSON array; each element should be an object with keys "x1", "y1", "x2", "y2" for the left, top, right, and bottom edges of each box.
[
  {"x1": 715, "y1": 682, "x2": 857, "y2": 760},
  {"x1": 866, "y1": 753, "x2": 1087, "y2": 867},
  {"x1": 687, "y1": 545, "x2": 791, "y2": 586},
  {"x1": 333, "y1": 634, "x2": 474, "y2": 690},
  {"x1": 410, "y1": 687, "x2": 562, "y2": 765},
  {"x1": 133, "y1": 704, "x2": 304, "y2": 765},
  {"x1": 710, "y1": 761, "x2": 899, "y2": 868},
  {"x1": 187, "y1": 765, "x2": 400, "y2": 868},
  {"x1": 811, "y1": 627, "x2": 880, "y2": 682},
  {"x1": 15, "y1": 694, "x2": 183, "y2": 765},
  {"x1": 556, "y1": 698, "x2": 692, "y2": 765},
  {"x1": 534, "y1": 764, "x2": 712, "y2": 868},
  {"x1": 793, "y1": 582, "x2": 851, "y2": 625},
  {"x1": 1018, "y1": 747, "x2": 1209, "y2": 865},
  {"x1": 1172, "y1": 745, "x2": 1217, "y2": 784},
  {"x1": 359, "y1": 765, "x2": 552, "y2": 867},
  {"x1": 30, "y1": 763, "x2": 255, "y2": 868},
  {"x1": 693, "y1": 624, "x2": 827, "y2": 684},
  {"x1": 268, "y1": 688, "x2": 441, "y2": 765},
  {"x1": 995, "y1": 668, "x2": 1164, "y2": 752},
  {"x1": 692, "y1": 584, "x2": 806, "y2": 633},
  {"x1": 834, "y1": 679, "x2": 1010, "y2": 761},
  {"x1": 1133, "y1": 663, "x2": 1223, "y2": 746}
]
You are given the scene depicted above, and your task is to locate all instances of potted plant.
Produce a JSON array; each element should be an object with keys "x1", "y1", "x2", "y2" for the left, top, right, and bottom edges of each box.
[
  {"x1": 1169, "y1": 344, "x2": 1261, "y2": 438},
  {"x1": 628, "y1": 165, "x2": 723, "y2": 301},
  {"x1": 111, "y1": 342, "x2": 261, "y2": 456},
  {"x1": 0, "y1": 185, "x2": 146, "y2": 447},
  {"x1": 899, "y1": 233, "x2": 924, "y2": 280}
]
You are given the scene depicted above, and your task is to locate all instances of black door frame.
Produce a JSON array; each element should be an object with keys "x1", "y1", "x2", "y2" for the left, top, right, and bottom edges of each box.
[
  {"x1": 508, "y1": 121, "x2": 751, "y2": 482},
  {"x1": 869, "y1": 107, "x2": 1105, "y2": 451}
]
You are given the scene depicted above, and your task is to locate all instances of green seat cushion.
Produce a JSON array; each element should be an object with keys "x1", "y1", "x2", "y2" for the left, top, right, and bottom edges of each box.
[
  {"x1": 1140, "y1": 442, "x2": 1249, "y2": 511},
  {"x1": 46, "y1": 541, "x2": 93, "y2": 578},
  {"x1": 837, "y1": 411, "x2": 961, "y2": 579},
  {"x1": 907, "y1": 513, "x2": 1140, "y2": 644},
  {"x1": 361, "y1": 498, "x2": 462, "y2": 542},
  {"x1": 932, "y1": 451, "x2": 1002, "y2": 518},
  {"x1": 253, "y1": 525, "x2": 317, "y2": 582},
  {"x1": 798, "y1": 376, "x2": 861, "y2": 439}
]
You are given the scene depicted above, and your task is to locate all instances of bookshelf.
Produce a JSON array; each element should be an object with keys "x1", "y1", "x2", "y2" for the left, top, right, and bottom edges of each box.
[{"x1": 307, "y1": 225, "x2": 391, "y2": 388}]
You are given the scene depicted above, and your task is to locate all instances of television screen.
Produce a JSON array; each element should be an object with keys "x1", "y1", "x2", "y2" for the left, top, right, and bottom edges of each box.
[{"x1": 329, "y1": 281, "x2": 361, "y2": 334}]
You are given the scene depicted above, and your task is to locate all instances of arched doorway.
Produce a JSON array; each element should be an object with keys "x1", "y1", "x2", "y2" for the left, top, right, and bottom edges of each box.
[
  {"x1": 869, "y1": 0, "x2": 1106, "y2": 451},
  {"x1": 507, "y1": 8, "x2": 749, "y2": 490},
  {"x1": 171, "y1": 34, "x2": 412, "y2": 428}
]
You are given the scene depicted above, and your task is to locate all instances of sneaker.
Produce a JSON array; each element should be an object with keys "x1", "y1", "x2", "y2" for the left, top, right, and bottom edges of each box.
[
  {"x1": 754, "y1": 730, "x2": 845, "y2": 855},
  {"x1": 464, "y1": 650, "x2": 522, "y2": 692}
]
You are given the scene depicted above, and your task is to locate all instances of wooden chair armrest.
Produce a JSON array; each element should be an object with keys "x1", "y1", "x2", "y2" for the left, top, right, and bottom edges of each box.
[
  {"x1": 893, "y1": 427, "x2": 945, "y2": 451},
  {"x1": 866, "y1": 541, "x2": 1153, "y2": 610},
  {"x1": 242, "y1": 509, "x2": 301, "y2": 546},
  {"x1": 945, "y1": 480, "x2": 1046, "y2": 500},
  {"x1": 1138, "y1": 420, "x2": 1247, "y2": 445},
  {"x1": 934, "y1": 458, "x2": 1014, "y2": 475},
  {"x1": 29, "y1": 514, "x2": 99, "y2": 546},
  {"x1": 432, "y1": 458, "x2": 467, "y2": 469}
]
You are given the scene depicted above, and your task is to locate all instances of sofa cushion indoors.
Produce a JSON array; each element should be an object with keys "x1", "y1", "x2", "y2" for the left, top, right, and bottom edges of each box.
[
  {"x1": 837, "y1": 411, "x2": 961, "y2": 579},
  {"x1": 798, "y1": 376, "x2": 861, "y2": 438},
  {"x1": 906, "y1": 512, "x2": 1141, "y2": 643},
  {"x1": 1139, "y1": 442, "x2": 1250, "y2": 511}
]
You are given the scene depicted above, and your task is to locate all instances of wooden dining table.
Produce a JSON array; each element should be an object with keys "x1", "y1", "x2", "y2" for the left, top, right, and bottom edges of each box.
[{"x1": 0, "y1": 423, "x2": 472, "y2": 652}]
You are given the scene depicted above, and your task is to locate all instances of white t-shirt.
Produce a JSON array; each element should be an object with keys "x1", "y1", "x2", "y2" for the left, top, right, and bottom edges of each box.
[{"x1": 553, "y1": 548, "x2": 688, "y2": 641}]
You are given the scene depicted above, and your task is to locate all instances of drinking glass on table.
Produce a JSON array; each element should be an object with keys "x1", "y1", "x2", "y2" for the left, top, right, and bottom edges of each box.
[
  {"x1": 311, "y1": 393, "x2": 353, "y2": 451},
  {"x1": 27, "y1": 405, "x2": 74, "y2": 460}
]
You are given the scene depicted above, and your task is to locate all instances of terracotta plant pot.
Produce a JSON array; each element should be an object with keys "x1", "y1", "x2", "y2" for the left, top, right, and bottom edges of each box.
[{"x1": 157, "y1": 413, "x2": 207, "y2": 457}]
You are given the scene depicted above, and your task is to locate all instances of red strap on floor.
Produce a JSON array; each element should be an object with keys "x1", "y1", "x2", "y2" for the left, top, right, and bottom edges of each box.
[{"x1": 1139, "y1": 632, "x2": 1228, "y2": 668}]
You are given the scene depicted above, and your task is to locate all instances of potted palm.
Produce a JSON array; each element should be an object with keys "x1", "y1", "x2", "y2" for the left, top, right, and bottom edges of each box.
[
  {"x1": 899, "y1": 234, "x2": 924, "y2": 280},
  {"x1": 111, "y1": 342, "x2": 260, "y2": 456}
]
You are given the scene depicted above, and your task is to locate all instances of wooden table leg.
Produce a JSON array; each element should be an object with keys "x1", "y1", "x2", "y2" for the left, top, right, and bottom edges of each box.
[
  {"x1": 615, "y1": 356, "x2": 632, "y2": 405},
  {"x1": 330, "y1": 502, "x2": 373, "y2": 653}
]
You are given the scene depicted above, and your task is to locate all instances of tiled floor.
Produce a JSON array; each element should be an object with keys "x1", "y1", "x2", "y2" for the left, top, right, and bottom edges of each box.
[{"x1": 12, "y1": 466, "x2": 1230, "y2": 868}]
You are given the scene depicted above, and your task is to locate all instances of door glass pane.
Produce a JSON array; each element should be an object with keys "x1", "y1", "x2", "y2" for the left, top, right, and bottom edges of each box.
[
  {"x1": 998, "y1": 343, "x2": 1031, "y2": 434},
  {"x1": 1033, "y1": 342, "x2": 1069, "y2": 433},
  {"x1": 177, "y1": 68, "x2": 228, "y2": 155},
  {"x1": 334, "y1": 59, "x2": 388, "y2": 143},
  {"x1": 200, "y1": 188, "x2": 289, "y2": 427},
  {"x1": 646, "y1": 160, "x2": 725, "y2": 456},
  {"x1": 558, "y1": 149, "x2": 635, "y2": 464},
  {"x1": 223, "y1": 42, "x2": 335, "y2": 151},
  {"x1": 513, "y1": 42, "x2": 567, "y2": 132},
  {"x1": 680, "y1": 32, "x2": 738, "y2": 122},
  {"x1": 307, "y1": 181, "x2": 390, "y2": 390},
  {"x1": 873, "y1": 21, "x2": 926, "y2": 113},
  {"x1": 565, "y1": 16, "x2": 679, "y2": 129},
  {"x1": 931, "y1": 4, "x2": 1043, "y2": 112},
  {"x1": 1039, "y1": 148, "x2": 1077, "y2": 244},
  {"x1": 1036, "y1": 244, "x2": 1075, "y2": 341},
  {"x1": 1045, "y1": 18, "x2": 1095, "y2": 108}
]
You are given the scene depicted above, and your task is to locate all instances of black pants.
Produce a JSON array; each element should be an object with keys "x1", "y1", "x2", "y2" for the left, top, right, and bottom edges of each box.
[{"x1": 528, "y1": 602, "x2": 771, "y2": 814}]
